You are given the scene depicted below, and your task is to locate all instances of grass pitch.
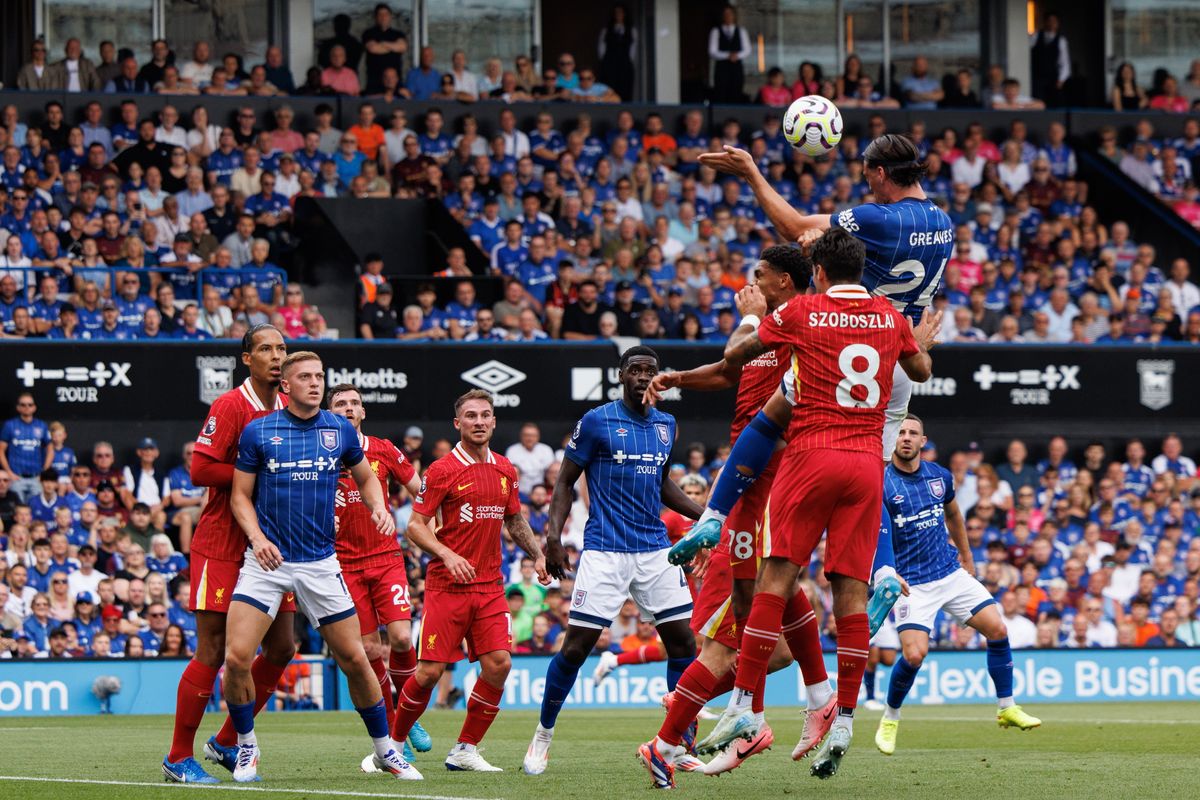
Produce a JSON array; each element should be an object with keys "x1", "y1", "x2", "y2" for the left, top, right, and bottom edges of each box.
[{"x1": 1, "y1": 702, "x2": 1196, "y2": 799}]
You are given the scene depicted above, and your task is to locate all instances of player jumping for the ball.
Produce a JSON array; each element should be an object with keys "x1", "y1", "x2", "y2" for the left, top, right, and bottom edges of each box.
[
  {"x1": 326, "y1": 383, "x2": 433, "y2": 766},
  {"x1": 637, "y1": 246, "x2": 838, "y2": 776},
  {"x1": 673, "y1": 134, "x2": 952, "y2": 567},
  {"x1": 225, "y1": 352, "x2": 417, "y2": 782},
  {"x1": 874, "y1": 415, "x2": 1041, "y2": 756},
  {"x1": 695, "y1": 229, "x2": 936, "y2": 780}
]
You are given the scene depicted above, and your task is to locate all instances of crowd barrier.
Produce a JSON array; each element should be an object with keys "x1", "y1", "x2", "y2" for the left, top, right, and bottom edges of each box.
[
  {"x1": 2, "y1": 341, "x2": 1195, "y2": 426},
  {"x1": 2, "y1": 648, "x2": 1194, "y2": 717},
  {"x1": 1, "y1": 90, "x2": 1196, "y2": 154}
]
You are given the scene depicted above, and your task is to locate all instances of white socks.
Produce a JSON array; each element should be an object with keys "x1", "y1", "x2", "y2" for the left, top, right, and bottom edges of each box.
[
  {"x1": 726, "y1": 687, "x2": 753, "y2": 714},
  {"x1": 697, "y1": 507, "x2": 726, "y2": 528},
  {"x1": 373, "y1": 736, "x2": 394, "y2": 759},
  {"x1": 998, "y1": 696, "x2": 1015, "y2": 710},
  {"x1": 883, "y1": 706, "x2": 902, "y2": 721},
  {"x1": 806, "y1": 680, "x2": 833, "y2": 709},
  {"x1": 237, "y1": 730, "x2": 257, "y2": 747}
]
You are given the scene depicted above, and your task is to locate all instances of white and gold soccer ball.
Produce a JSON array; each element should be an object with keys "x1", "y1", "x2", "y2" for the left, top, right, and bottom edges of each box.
[{"x1": 782, "y1": 95, "x2": 843, "y2": 157}]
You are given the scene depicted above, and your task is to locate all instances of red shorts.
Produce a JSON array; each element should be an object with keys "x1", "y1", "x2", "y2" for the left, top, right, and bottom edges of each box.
[
  {"x1": 343, "y1": 556, "x2": 412, "y2": 635},
  {"x1": 418, "y1": 587, "x2": 511, "y2": 663},
  {"x1": 764, "y1": 449, "x2": 883, "y2": 582},
  {"x1": 723, "y1": 450, "x2": 782, "y2": 580},
  {"x1": 190, "y1": 552, "x2": 295, "y2": 614},
  {"x1": 690, "y1": 550, "x2": 742, "y2": 649}
]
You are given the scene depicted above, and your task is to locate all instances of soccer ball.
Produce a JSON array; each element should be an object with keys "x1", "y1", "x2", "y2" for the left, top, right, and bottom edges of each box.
[{"x1": 782, "y1": 95, "x2": 843, "y2": 157}]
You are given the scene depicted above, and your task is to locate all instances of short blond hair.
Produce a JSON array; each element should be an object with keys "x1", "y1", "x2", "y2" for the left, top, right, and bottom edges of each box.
[{"x1": 281, "y1": 350, "x2": 321, "y2": 378}]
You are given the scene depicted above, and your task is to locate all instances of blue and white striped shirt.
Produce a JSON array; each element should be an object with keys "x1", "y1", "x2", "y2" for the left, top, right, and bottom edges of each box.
[
  {"x1": 565, "y1": 400, "x2": 676, "y2": 553},
  {"x1": 882, "y1": 461, "x2": 960, "y2": 586},
  {"x1": 235, "y1": 409, "x2": 363, "y2": 563},
  {"x1": 831, "y1": 198, "x2": 955, "y2": 323}
]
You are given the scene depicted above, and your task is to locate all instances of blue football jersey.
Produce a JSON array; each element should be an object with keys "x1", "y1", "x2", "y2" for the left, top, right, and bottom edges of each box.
[
  {"x1": 882, "y1": 461, "x2": 961, "y2": 586},
  {"x1": 830, "y1": 198, "x2": 954, "y2": 323},
  {"x1": 235, "y1": 409, "x2": 364, "y2": 563},
  {"x1": 564, "y1": 400, "x2": 676, "y2": 553}
]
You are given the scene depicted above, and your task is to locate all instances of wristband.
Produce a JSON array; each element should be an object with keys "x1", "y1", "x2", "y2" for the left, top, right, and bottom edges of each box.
[{"x1": 740, "y1": 314, "x2": 761, "y2": 330}]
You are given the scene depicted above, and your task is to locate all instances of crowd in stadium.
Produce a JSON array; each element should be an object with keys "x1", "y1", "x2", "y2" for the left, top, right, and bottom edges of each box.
[
  {"x1": 0, "y1": 11, "x2": 1197, "y2": 345},
  {"x1": 1, "y1": 383, "x2": 1197, "y2": 661}
]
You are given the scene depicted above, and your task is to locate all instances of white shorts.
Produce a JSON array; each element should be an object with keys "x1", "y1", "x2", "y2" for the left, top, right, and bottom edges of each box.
[
  {"x1": 232, "y1": 550, "x2": 356, "y2": 629},
  {"x1": 870, "y1": 614, "x2": 899, "y2": 649},
  {"x1": 883, "y1": 363, "x2": 912, "y2": 461},
  {"x1": 569, "y1": 548, "x2": 693, "y2": 630},
  {"x1": 893, "y1": 568, "x2": 996, "y2": 635}
]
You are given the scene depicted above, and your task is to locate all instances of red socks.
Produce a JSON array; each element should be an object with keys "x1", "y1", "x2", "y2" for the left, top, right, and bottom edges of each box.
[
  {"x1": 370, "y1": 657, "x2": 396, "y2": 726},
  {"x1": 458, "y1": 678, "x2": 504, "y2": 745},
  {"x1": 168, "y1": 660, "x2": 219, "y2": 763},
  {"x1": 733, "y1": 593, "x2": 786, "y2": 693},
  {"x1": 616, "y1": 643, "x2": 665, "y2": 666},
  {"x1": 782, "y1": 589, "x2": 829, "y2": 685},
  {"x1": 389, "y1": 647, "x2": 416, "y2": 686},
  {"x1": 752, "y1": 670, "x2": 766, "y2": 715},
  {"x1": 659, "y1": 661, "x2": 719, "y2": 746},
  {"x1": 215, "y1": 656, "x2": 287, "y2": 747},
  {"x1": 834, "y1": 613, "x2": 870, "y2": 710},
  {"x1": 391, "y1": 677, "x2": 434, "y2": 743}
]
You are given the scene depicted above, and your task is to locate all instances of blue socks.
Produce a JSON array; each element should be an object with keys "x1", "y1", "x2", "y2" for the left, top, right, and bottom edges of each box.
[
  {"x1": 863, "y1": 667, "x2": 876, "y2": 700},
  {"x1": 228, "y1": 700, "x2": 255, "y2": 736},
  {"x1": 540, "y1": 652, "x2": 584, "y2": 729},
  {"x1": 885, "y1": 656, "x2": 919, "y2": 710},
  {"x1": 708, "y1": 411, "x2": 783, "y2": 516},
  {"x1": 987, "y1": 637, "x2": 1014, "y2": 700},
  {"x1": 666, "y1": 657, "x2": 693, "y2": 692},
  {"x1": 356, "y1": 699, "x2": 391, "y2": 740}
]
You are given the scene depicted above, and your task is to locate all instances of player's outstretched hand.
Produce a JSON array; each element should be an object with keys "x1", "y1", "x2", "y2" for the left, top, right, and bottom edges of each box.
[
  {"x1": 441, "y1": 549, "x2": 476, "y2": 583},
  {"x1": 643, "y1": 372, "x2": 679, "y2": 407},
  {"x1": 544, "y1": 538, "x2": 571, "y2": 580},
  {"x1": 690, "y1": 548, "x2": 711, "y2": 580},
  {"x1": 372, "y1": 504, "x2": 396, "y2": 537},
  {"x1": 912, "y1": 307, "x2": 943, "y2": 350},
  {"x1": 697, "y1": 145, "x2": 757, "y2": 179},
  {"x1": 735, "y1": 284, "x2": 768, "y2": 318},
  {"x1": 251, "y1": 537, "x2": 284, "y2": 572},
  {"x1": 796, "y1": 227, "x2": 822, "y2": 254},
  {"x1": 533, "y1": 555, "x2": 552, "y2": 586}
]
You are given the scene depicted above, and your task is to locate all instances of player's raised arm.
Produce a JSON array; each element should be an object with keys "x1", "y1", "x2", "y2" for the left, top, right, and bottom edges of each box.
[
  {"x1": 349, "y1": 457, "x2": 395, "y2": 538},
  {"x1": 697, "y1": 145, "x2": 830, "y2": 241},
  {"x1": 722, "y1": 283, "x2": 772, "y2": 367},
  {"x1": 406, "y1": 509, "x2": 476, "y2": 583},
  {"x1": 642, "y1": 360, "x2": 740, "y2": 406},
  {"x1": 543, "y1": 457, "x2": 584, "y2": 579}
]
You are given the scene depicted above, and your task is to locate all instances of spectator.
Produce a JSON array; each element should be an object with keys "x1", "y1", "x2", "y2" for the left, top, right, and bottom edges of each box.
[
  {"x1": 358, "y1": 282, "x2": 398, "y2": 339},
  {"x1": 1144, "y1": 608, "x2": 1188, "y2": 647},
  {"x1": 262, "y1": 45, "x2": 295, "y2": 94},
  {"x1": 0, "y1": 393, "x2": 49, "y2": 502},
  {"x1": 709, "y1": 5, "x2": 751, "y2": 103},
  {"x1": 941, "y1": 68, "x2": 980, "y2": 108},
  {"x1": 137, "y1": 39, "x2": 172, "y2": 88},
  {"x1": 756, "y1": 67, "x2": 791, "y2": 107},
  {"x1": 478, "y1": 58, "x2": 503, "y2": 97},
  {"x1": 361, "y1": 3, "x2": 408, "y2": 94},
  {"x1": 17, "y1": 41, "x2": 55, "y2": 91},
  {"x1": 1150, "y1": 76, "x2": 1189, "y2": 113},
  {"x1": 1030, "y1": 12, "x2": 1069, "y2": 106},
  {"x1": 1151, "y1": 434, "x2": 1196, "y2": 479},
  {"x1": 404, "y1": 46, "x2": 441, "y2": 101},
  {"x1": 178, "y1": 41, "x2": 213, "y2": 89},
  {"x1": 570, "y1": 68, "x2": 620, "y2": 103},
  {"x1": 321, "y1": 45, "x2": 360, "y2": 96},
  {"x1": 901, "y1": 56, "x2": 943, "y2": 109},
  {"x1": 448, "y1": 50, "x2": 479, "y2": 101},
  {"x1": 991, "y1": 78, "x2": 1045, "y2": 110},
  {"x1": 54, "y1": 38, "x2": 102, "y2": 93},
  {"x1": 96, "y1": 42, "x2": 121, "y2": 87},
  {"x1": 102, "y1": 56, "x2": 150, "y2": 94},
  {"x1": 505, "y1": 423, "x2": 555, "y2": 496},
  {"x1": 1111, "y1": 62, "x2": 1147, "y2": 111}
]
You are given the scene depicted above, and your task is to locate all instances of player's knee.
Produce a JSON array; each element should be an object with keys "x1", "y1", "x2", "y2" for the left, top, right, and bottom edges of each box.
[
  {"x1": 391, "y1": 637, "x2": 412, "y2": 654},
  {"x1": 902, "y1": 647, "x2": 927, "y2": 669},
  {"x1": 480, "y1": 651, "x2": 511, "y2": 682},
  {"x1": 224, "y1": 644, "x2": 255, "y2": 675},
  {"x1": 414, "y1": 662, "x2": 443, "y2": 687},
  {"x1": 988, "y1": 620, "x2": 1009, "y2": 642}
]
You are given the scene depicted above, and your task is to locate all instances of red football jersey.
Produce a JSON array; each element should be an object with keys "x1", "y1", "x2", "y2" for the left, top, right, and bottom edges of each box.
[
  {"x1": 190, "y1": 379, "x2": 288, "y2": 561},
  {"x1": 334, "y1": 433, "x2": 416, "y2": 570},
  {"x1": 757, "y1": 285, "x2": 919, "y2": 458},
  {"x1": 413, "y1": 443, "x2": 520, "y2": 594},
  {"x1": 729, "y1": 344, "x2": 792, "y2": 443}
]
